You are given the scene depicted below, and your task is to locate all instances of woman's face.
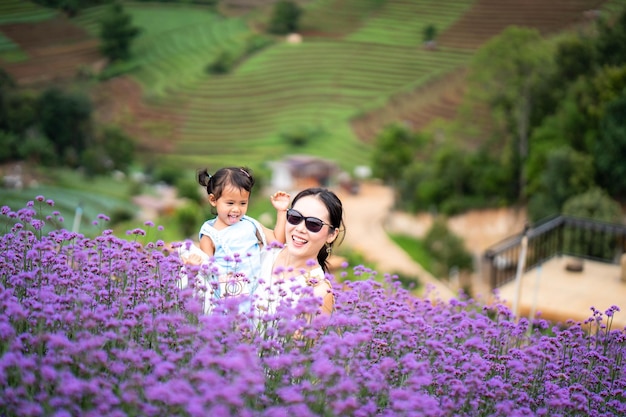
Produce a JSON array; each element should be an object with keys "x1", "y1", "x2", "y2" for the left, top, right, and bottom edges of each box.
[{"x1": 286, "y1": 195, "x2": 337, "y2": 264}]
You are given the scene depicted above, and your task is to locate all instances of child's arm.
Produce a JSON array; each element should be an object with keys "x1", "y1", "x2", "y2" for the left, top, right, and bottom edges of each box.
[
  {"x1": 180, "y1": 240, "x2": 213, "y2": 265},
  {"x1": 199, "y1": 235, "x2": 216, "y2": 257},
  {"x1": 265, "y1": 190, "x2": 290, "y2": 244}
]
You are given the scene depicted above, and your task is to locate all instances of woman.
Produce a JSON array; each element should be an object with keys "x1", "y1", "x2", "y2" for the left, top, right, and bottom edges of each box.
[{"x1": 255, "y1": 187, "x2": 345, "y2": 317}]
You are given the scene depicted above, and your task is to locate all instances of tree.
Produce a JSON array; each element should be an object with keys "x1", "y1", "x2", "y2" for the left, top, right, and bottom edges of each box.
[
  {"x1": 563, "y1": 187, "x2": 621, "y2": 223},
  {"x1": 99, "y1": 1, "x2": 140, "y2": 62},
  {"x1": 595, "y1": 94, "x2": 626, "y2": 198},
  {"x1": 17, "y1": 133, "x2": 57, "y2": 166},
  {"x1": 4, "y1": 92, "x2": 38, "y2": 136},
  {"x1": 554, "y1": 35, "x2": 596, "y2": 83},
  {"x1": 38, "y1": 88, "x2": 92, "y2": 166},
  {"x1": 562, "y1": 187, "x2": 622, "y2": 259},
  {"x1": 527, "y1": 146, "x2": 594, "y2": 221},
  {"x1": 268, "y1": 1, "x2": 302, "y2": 35},
  {"x1": 205, "y1": 50, "x2": 234, "y2": 75},
  {"x1": 0, "y1": 131, "x2": 19, "y2": 163},
  {"x1": 0, "y1": 68, "x2": 16, "y2": 132},
  {"x1": 100, "y1": 126, "x2": 135, "y2": 172},
  {"x1": 467, "y1": 26, "x2": 554, "y2": 199},
  {"x1": 423, "y1": 24, "x2": 437, "y2": 49},
  {"x1": 424, "y1": 217, "x2": 473, "y2": 278},
  {"x1": 595, "y1": 7, "x2": 626, "y2": 67},
  {"x1": 372, "y1": 124, "x2": 423, "y2": 185}
]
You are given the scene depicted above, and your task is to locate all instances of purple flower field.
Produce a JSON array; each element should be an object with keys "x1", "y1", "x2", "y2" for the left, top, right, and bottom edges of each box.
[{"x1": 1, "y1": 198, "x2": 625, "y2": 416}]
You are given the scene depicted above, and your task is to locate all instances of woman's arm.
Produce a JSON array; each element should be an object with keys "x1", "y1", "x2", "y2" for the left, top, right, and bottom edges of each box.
[{"x1": 315, "y1": 279, "x2": 334, "y2": 315}]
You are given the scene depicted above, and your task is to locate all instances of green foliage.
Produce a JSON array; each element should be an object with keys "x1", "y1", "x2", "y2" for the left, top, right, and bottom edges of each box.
[
  {"x1": 423, "y1": 217, "x2": 473, "y2": 278},
  {"x1": 127, "y1": 179, "x2": 144, "y2": 197},
  {"x1": 99, "y1": 1, "x2": 141, "y2": 62},
  {"x1": 563, "y1": 187, "x2": 622, "y2": 223},
  {"x1": 176, "y1": 178, "x2": 203, "y2": 205},
  {"x1": 206, "y1": 36, "x2": 276, "y2": 76},
  {"x1": 392, "y1": 272, "x2": 422, "y2": 291},
  {"x1": 80, "y1": 147, "x2": 112, "y2": 177},
  {"x1": 152, "y1": 164, "x2": 181, "y2": 186},
  {"x1": 389, "y1": 233, "x2": 433, "y2": 274},
  {"x1": 372, "y1": 124, "x2": 424, "y2": 184},
  {"x1": 38, "y1": 88, "x2": 92, "y2": 166},
  {"x1": 469, "y1": 26, "x2": 553, "y2": 110},
  {"x1": 577, "y1": 65, "x2": 626, "y2": 137},
  {"x1": 462, "y1": 8, "x2": 626, "y2": 212},
  {"x1": 0, "y1": 131, "x2": 20, "y2": 163},
  {"x1": 526, "y1": 146, "x2": 594, "y2": 222},
  {"x1": 17, "y1": 133, "x2": 57, "y2": 166},
  {"x1": 0, "y1": 77, "x2": 136, "y2": 177},
  {"x1": 268, "y1": 1, "x2": 302, "y2": 35},
  {"x1": 4, "y1": 92, "x2": 37, "y2": 136},
  {"x1": 245, "y1": 33, "x2": 274, "y2": 55},
  {"x1": 595, "y1": 7, "x2": 626, "y2": 67},
  {"x1": 0, "y1": 69, "x2": 17, "y2": 133},
  {"x1": 595, "y1": 93, "x2": 626, "y2": 197},
  {"x1": 527, "y1": 63, "x2": 626, "y2": 204},
  {"x1": 554, "y1": 35, "x2": 596, "y2": 83},
  {"x1": 467, "y1": 26, "x2": 555, "y2": 198},
  {"x1": 175, "y1": 202, "x2": 203, "y2": 239},
  {"x1": 0, "y1": 67, "x2": 15, "y2": 92},
  {"x1": 108, "y1": 206, "x2": 135, "y2": 226},
  {"x1": 423, "y1": 24, "x2": 437, "y2": 43},
  {"x1": 396, "y1": 142, "x2": 513, "y2": 215},
  {"x1": 99, "y1": 126, "x2": 135, "y2": 173},
  {"x1": 280, "y1": 125, "x2": 325, "y2": 148},
  {"x1": 33, "y1": 0, "x2": 108, "y2": 9},
  {"x1": 562, "y1": 187, "x2": 623, "y2": 259},
  {"x1": 205, "y1": 50, "x2": 234, "y2": 75},
  {"x1": 133, "y1": 0, "x2": 218, "y2": 4},
  {"x1": 74, "y1": 124, "x2": 136, "y2": 176},
  {"x1": 97, "y1": 60, "x2": 141, "y2": 80}
]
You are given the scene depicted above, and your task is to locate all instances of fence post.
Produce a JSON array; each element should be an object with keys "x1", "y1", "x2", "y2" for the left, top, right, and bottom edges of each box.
[{"x1": 512, "y1": 223, "x2": 530, "y2": 320}]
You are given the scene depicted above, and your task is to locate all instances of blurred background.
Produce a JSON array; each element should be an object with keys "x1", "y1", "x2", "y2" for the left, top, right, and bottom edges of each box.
[{"x1": 1, "y1": 0, "x2": 626, "y2": 301}]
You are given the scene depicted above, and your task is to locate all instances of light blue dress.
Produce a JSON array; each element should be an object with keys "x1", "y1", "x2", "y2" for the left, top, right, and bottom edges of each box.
[{"x1": 198, "y1": 215, "x2": 265, "y2": 300}]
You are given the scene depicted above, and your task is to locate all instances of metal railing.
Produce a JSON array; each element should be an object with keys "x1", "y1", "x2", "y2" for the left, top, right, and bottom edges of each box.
[{"x1": 483, "y1": 216, "x2": 626, "y2": 290}]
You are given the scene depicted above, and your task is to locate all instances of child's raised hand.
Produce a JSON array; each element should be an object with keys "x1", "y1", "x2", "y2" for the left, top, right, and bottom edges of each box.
[{"x1": 270, "y1": 190, "x2": 291, "y2": 211}]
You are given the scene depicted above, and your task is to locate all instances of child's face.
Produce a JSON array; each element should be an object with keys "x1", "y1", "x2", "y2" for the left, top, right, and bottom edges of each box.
[{"x1": 209, "y1": 186, "x2": 250, "y2": 228}]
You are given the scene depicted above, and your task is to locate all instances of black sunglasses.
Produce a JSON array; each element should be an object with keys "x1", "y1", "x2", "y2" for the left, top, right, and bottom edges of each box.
[{"x1": 286, "y1": 209, "x2": 333, "y2": 233}]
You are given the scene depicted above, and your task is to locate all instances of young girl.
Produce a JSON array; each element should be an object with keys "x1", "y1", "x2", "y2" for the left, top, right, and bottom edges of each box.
[{"x1": 180, "y1": 166, "x2": 290, "y2": 310}]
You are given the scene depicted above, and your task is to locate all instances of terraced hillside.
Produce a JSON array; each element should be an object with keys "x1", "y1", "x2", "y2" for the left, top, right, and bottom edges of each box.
[
  {"x1": 1, "y1": 0, "x2": 624, "y2": 171},
  {"x1": 83, "y1": 0, "x2": 476, "y2": 170},
  {"x1": 351, "y1": 0, "x2": 623, "y2": 142},
  {"x1": 0, "y1": 1, "x2": 101, "y2": 84},
  {"x1": 438, "y1": 0, "x2": 608, "y2": 49}
]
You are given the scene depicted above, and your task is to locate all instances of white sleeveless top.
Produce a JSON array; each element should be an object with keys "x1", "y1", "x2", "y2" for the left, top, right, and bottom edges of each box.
[{"x1": 254, "y1": 247, "x2": 326, "y2": 316}]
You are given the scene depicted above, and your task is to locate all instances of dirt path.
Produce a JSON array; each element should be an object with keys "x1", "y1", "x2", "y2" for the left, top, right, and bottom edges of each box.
[
  {"x1": 335, "y1": 181, "x2": 527, "y2": 300},
  {"x1": 335, "y1": 182, "x2": 456, "y2": 300}
]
